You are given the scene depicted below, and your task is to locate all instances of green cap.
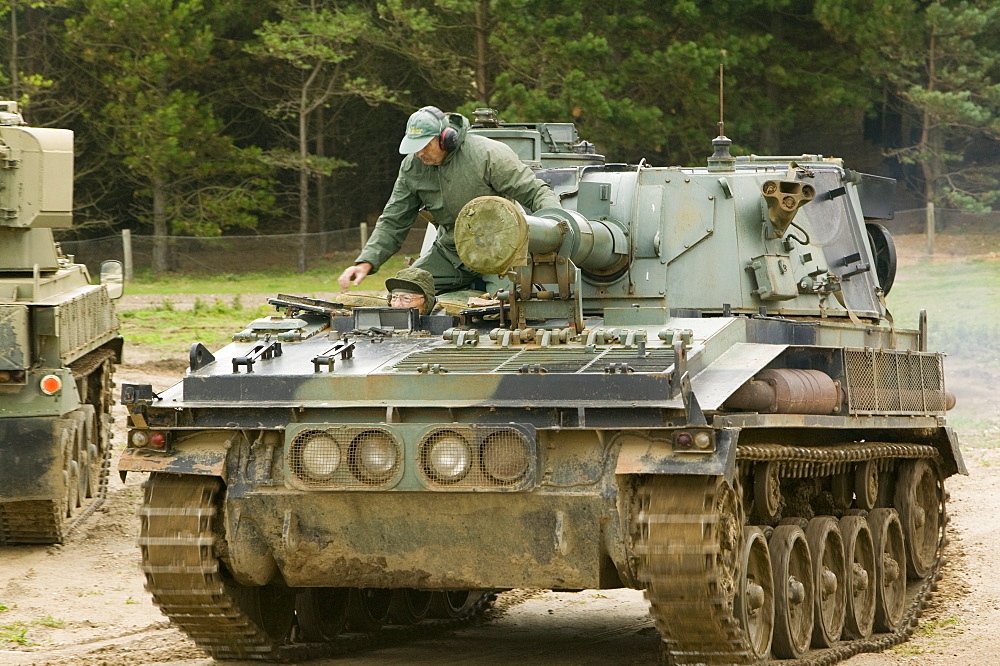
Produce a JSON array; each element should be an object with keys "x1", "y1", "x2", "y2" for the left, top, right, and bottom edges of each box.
[
  {"x1": 399, "y1": 107, "x2": 444, "y2": 155},
  {"x1": 385, "y1": 266, "x2": 437, "y2": 315}
]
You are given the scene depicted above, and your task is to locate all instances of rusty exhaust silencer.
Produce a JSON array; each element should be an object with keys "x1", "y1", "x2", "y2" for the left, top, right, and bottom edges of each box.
[{"x1": 724, "y1": 369, "x2": 843, "y2": 415}]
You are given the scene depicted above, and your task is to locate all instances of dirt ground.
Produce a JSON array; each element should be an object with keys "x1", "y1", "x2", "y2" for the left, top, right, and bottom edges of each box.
[{"x1": 1, "y1": 238, "x2": 997, "y2": 666}]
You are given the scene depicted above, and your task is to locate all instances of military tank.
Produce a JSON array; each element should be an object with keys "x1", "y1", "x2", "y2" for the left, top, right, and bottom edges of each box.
[
  {"x1": 119, "y1": 110, "x2": 961, "y2": 664},
  {"x1": 0, "y1": 101, "x2": 124, "y2": 544}
]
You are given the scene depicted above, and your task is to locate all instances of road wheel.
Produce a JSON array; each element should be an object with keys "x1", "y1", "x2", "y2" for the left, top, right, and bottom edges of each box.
[
  {"x1": 389, "y1": 589, "x2": 433, "y2": 624},
  {"x1": 839, "y1": 515, "x2": 876, "y2": 639},
  {"x1": 347, "y1": 588, "x2": 392, "y2": 631},
  {"x1": 769, "y1": 524, "x2": 814, "y2": 658},
  {"x1": 869, "y1": 508, "x2": 906, "y2": 631},
  {"x1": 894, "y1": 459, "x2": 942, "y2": 579},
  {"x1": 295, "y1": 588, "x2": 349, "y2": 641},
  {"x1": 805, "y1": 516, "x2": 846, "y2": 647},
  {"x1": 736, "y1": 527, "x2": 774, "y2": 661}
]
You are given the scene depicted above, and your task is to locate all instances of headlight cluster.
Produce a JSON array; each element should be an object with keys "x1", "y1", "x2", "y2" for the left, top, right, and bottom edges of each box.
[
  {"x1": 419, "y1": 428, "x2": 532, "y2": 489},
  {"x1": 286, "y1": 425, "x2": 534, "y2": 491},
  {"x1": 289, "y1": 428, "x2": 401, "y2": 489}
]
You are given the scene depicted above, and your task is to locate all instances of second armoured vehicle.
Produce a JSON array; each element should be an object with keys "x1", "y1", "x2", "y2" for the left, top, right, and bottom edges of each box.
[
  {"x1": 120, "y1": 111, "x2": 961, "y2": 664},
  {"x1": 0, "y1": 102, "x2": 124, "y2": 544}
]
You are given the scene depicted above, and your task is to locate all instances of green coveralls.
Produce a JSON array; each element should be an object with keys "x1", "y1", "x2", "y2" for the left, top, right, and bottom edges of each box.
[{"x1": 354, "y1": 117, "x2": 561, "y2": 294}]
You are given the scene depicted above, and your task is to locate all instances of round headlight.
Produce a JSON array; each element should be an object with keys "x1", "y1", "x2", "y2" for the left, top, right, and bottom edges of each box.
[
  {"x1": 353, "y1": 431, "x2": 398, "y2": 483},
  {"x1": 425, "y1": 431, "x2": 471, "y2": 482},
  {"x1": 300, "y1": 433, "x2": 341, "y2": 480},
  {"x1": 481, "y1": 432, "x2": 529, "y2": 483}
]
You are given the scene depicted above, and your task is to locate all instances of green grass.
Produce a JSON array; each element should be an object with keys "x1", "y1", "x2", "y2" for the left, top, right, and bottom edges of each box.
[
  {"x1": 887, "y1": 258, "x2": 1000, "y2": 366},
  {"x1": 0, "y1": 615, "x2": 65, "y2": 646},
  {"x1": 120, "y1": 297, "x2": 272, "y2": 353},
  {"x1": 124, "y1": 256, "x2": 410, "y2": 296}
]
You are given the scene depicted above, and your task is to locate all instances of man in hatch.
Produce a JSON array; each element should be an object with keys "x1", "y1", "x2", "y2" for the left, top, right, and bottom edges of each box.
[
  {"x1": 385, "y1": 267, "x2": 437, "y2": 315},
  {"x1": 337, "y1": 105, "x2": 561, "y2": 296}
]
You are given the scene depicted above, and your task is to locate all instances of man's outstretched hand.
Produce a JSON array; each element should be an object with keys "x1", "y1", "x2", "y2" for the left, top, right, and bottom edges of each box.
[{"x1": 338, "y1": 262, "x2": 372, "y2": 290}]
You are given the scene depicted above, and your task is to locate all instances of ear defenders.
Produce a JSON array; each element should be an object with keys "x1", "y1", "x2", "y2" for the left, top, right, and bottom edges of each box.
[{"x1": 421, "y1": 106, "x2": 458, "y2": 152}]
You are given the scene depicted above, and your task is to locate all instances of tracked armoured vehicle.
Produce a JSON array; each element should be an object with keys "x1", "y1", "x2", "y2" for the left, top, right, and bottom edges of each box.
[
  {"x1": 120, "y1": 110, "x2": 962, "y2": 664},
  {"x1": 0, "y1": 102, "x2": 123, "y2": 544}
]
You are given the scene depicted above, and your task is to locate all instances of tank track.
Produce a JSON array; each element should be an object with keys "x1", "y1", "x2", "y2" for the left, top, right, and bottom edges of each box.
[
  {"x1": 138, "y1": 473, "x2": 494, "y2": 662},
  {"x1": 634, "y1": 442, "x2": 947, "y2": 666},
  {"x1": 0, "y1": 349, "x2": 117, "y2": 545}
]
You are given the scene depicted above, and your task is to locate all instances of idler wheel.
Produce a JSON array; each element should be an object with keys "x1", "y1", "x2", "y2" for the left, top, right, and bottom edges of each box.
[
  {"x1": 295, "y1": 588, "x2": 349, "y2": 641},
  {"x1": 769, "y1": 524, "x2": 814, "y2": 658},
  {"x1": 894, "y1": 459, "x2": 942, "y2": 579},
  {"x1": 839, "y1": 515, "x2": 876, "y2": 639},
  {"x1": 428, "y1": 590, "x2": 487, "y2": 618},
  {"x1": 736, "y1": 527, "x2": 774, "y2": 660},
  {"x1": 805, "y1": 516, "x2": 846, "y2": 647},
  {"x1": 752, "y1": 461, "x2": 782, "y2": 524},
  {"x1": 855, "y1": 460, "x2": 879, "y2": 511},
  {"x1": 389, "y1": 588, "x2": 434, "y2": 624},
  {"x1": 869, "y1": 508, "x2": 906, "y2": 631},
  {"x1": 347, "y1": 588, "x2": 393, "y2": 631}
]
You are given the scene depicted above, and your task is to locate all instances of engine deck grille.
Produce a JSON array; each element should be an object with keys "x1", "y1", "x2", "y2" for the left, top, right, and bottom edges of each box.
[{"x1": 844, "y1": 348, "x2": 946, "y2": 415}]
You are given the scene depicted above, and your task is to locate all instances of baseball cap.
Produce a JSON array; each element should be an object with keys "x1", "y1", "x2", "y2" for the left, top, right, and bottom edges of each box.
[{"x1": 399, "y1": 107, "x2": 445, "y2": 154}]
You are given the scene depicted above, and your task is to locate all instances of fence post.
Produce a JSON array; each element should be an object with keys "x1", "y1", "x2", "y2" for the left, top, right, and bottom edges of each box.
[
  {"x1": 360, "y1": 222, "x2": 369, "y2": 248},
  {"x1": 926, "y1": 203, "x2": 935, "y2": 256},
  {"x1": 122, "y1": 228, "x2": 134, "y2": 281}
]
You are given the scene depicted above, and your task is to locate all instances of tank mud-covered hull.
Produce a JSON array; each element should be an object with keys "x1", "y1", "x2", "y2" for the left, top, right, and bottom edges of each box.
[
  {"x1": 223, "y1": 491, "x2": 613, "y2": 590},
  {"x1": 121, "y1": 121, "x2": 965, "y2": 663}
]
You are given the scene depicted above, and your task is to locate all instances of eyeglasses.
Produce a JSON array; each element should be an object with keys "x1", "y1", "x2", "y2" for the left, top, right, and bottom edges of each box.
[{"x1": 390, "y1": 293, "x2": 424, "y2": 305}]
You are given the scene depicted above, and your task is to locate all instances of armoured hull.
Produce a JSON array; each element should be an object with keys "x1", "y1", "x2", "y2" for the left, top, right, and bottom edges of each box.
[{"x1": 121, "y1": 116, "x2": 961, "y2": 663}]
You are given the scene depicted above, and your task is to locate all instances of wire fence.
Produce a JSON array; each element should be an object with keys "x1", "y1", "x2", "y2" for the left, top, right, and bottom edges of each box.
[
  {"x1": 55, "y1": 208, "x2": 998, "y2": 278},
  {"x1": 57, "y1": 224, "x2": 431, "y2": 277}
]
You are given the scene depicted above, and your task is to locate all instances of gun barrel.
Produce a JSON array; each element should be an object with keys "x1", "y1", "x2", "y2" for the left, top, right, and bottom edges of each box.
[{"x1": 455, "y1": 196, "x2": 626, "y2": 277}]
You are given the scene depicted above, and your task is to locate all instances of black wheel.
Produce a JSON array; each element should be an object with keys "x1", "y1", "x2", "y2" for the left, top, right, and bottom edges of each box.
[
  {"x1": 894, "y1": 459, "x2": 943, "y2": 579},
  {"x1": 347, "y1": 588, "x2": 392, "y2": 631},
  {"x1": 869, "y1": 508, "x2": 906, "y2": 631},
  {"x1": 736, "y1": 527, "x2": 774, "y2": 661},
  {"x1": 428, "y1": 590, "x2": 486, "y2": 618},
  {"x1": 295, "y1": 588, "x2": 349, "y2": 641},
  {"x1": 769, "y1": 524, "x2": 814, "y2": 659},
  {"x1": 866, "y1": 222, "x2": 897, "y2": 295},
  {"x1": 839, "y1": 515, "x2": 876, "y2": 639},
  {"x1": 389, "y1": 588, "x2": 433, "y2": 624},
  {"x1": 805, "y1": 516, "x2": 846, "y2": 647}
]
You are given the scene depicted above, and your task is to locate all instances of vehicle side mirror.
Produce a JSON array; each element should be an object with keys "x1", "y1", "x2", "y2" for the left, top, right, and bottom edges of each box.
[{"x1": 100, "y1": 260, "x2": 124, "y2": 299}]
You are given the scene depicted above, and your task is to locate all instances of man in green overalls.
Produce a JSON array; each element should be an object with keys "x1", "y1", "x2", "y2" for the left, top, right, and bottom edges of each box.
[{"x1": 338, "y1": 106, "x2": 560, "y2": 295}]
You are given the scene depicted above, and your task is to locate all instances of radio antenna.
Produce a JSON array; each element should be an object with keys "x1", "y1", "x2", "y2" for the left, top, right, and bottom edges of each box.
[
  {"x1": 718, "y1": 63, "x2": 725, "y2": 137},
  {"x1": 707, "y1": 61, "x2": 735, "y2": 171}
]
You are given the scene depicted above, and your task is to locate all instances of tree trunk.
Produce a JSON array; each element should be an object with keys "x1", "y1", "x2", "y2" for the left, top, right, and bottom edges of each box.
[
  {"x1": 475, "y1": 0, "x2": 489, "y2": 104},
  {"x1": 919, "y1": 24, "x2": 938, "y2": 209},
  {"x1": 298, "y1": 104, "x2": 309, "y2": 273},
  {"x1": 9, "y1": 0, "x2": 18, "y2": 100},
  {"x1": 316, "y1": 104, "x2": 327, "y2": 255},
  {"x1": 151, "y1": 175, "x2": 169, "y2": 274},
  {"x1": 761, "y1": 12, "x2": 782, "y2": 154}
]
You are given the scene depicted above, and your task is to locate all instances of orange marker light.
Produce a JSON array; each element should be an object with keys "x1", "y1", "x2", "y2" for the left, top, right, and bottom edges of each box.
[{"x1": 40, "y1": 374, "x2": 62, "y2": 395}]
